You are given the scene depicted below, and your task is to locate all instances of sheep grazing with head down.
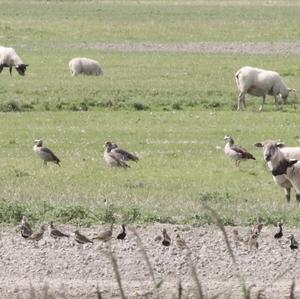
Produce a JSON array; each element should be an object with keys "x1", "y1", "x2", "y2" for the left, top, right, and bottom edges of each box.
[
  {"x1": 255, "y1": 140, "x2": 300, "y2": 203},
  {"x1": 235, "y1": 66, "x2": 295, "y2": 111},
  {"x1": 0, "y1": 46, "x2": 28, "y2": 76},
  {"x1": 69, "y1": 57, "x2": 103, "y2": 77}
]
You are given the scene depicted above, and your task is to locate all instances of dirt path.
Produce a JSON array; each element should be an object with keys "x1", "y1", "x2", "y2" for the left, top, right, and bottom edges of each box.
[
  {"x1": 1, "y1": 223, "x2": 300, "y2": 298},
  {"x1": 66, "y1": 42, "x2": 300, "y2": 55}
]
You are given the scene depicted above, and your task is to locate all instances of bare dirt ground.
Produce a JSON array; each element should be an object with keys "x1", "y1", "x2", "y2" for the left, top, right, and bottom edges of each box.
[
  {"x1": 66, "y1": 42, "x2": 300, "y2": 55},
  {"x1": 1, "y1": 223, "x2": 300, "y2": 299}
]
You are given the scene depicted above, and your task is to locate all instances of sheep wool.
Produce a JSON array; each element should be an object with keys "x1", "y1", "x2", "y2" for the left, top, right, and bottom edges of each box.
[{"x1": 69, "y1": 57, "x2": 103, "y2": 76}]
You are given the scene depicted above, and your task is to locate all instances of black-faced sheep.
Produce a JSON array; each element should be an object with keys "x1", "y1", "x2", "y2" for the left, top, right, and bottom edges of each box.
[
  {"x1": 0, "y1": 46, "x2": 28, "y2": 76},
  {"x1": 69, "y1": 57, "x2": 103, "y2": 76},
  {"x1": 255, "y1": 140, "x2": 300, "y2": 203},
  {"x1": 235, "y1": 66, "x2": 295, "y2": 111}
]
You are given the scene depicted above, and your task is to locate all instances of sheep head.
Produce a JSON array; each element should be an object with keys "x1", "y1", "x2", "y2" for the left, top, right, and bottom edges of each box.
[{"x1": 15, "y1": 64, "x2": 28, "y2": 75}]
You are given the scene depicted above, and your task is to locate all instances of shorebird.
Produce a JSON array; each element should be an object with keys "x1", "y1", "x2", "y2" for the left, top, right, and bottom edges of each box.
[
  {"x1": 27, "y1": 224, "x2": 46, "y2": 246},
  {"x1": 248, "y1": 231, "x2": 259, "y2": 251},
  {"x1": 224, "y1": 135, "x2": 255, "y2": 167},
  {"x1": 274, "y1": 222, "x2": 283, "y2": 239},
  {"x1": 48, "y1": 221, "x2": 69, "y2": 239},
  {"x1": 92, "y1": 224, "x2": 113, "y2": 242},
  {"x1": 176, "y1": 233, "x2": 187, "y2": 249},
  {"x1": 20, "y1": 216, "x2": 32, "y2": 239},
  {"x1": 232, "y1": 229, "x2": 245, "y2": 247},
  {"x1": 253, "y1": 217, "x2": 263, "y2": 236},
  {"x1": 288, "y1": 234, "x2": 299, "y2": 250},
  {"x1": 162, "y1": 228, "x2": 171, "y2": 246},
  {"x1": 117, "y1": 224, "x2": 126, "y2": 240},
  {"x1": 33, "y1": 139, "x2": 61, "y2": 167},
  {"x1": 74, "y1": 230, "x2": 93, "y2": 244}
]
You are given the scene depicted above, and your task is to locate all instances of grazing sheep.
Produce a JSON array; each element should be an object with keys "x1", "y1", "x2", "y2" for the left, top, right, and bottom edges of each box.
[
  {"x1": 235, "y1": 66, "x2": 295, "y2": 111},
  {"x1": 255, "y1": 140, "x2": 300, "y2": 203},
  {"x1": 69, "y1": 57, "x2": 103, "y2": 76},
  {"x1": 0, "y1": 46, "x2": 28, "y2": 76}
]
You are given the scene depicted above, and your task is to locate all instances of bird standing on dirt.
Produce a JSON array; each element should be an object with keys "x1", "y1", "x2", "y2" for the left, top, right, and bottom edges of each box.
[
  {"x1": 248, "y1": 231, "x2": 259, "y2": 251},
  {"x1": 288, "y1": 234, "x2": 298, "y2": 250},
  {"x1": 253, "y1": 217, "x2": 263, "y2": 236},
  {"x1": 20, "y1": 216, "x2": 33, "y2": 239},
  {"x1": 33, "y1": 139, "x2": 61, "y2": 167},
  {"x1": 48, "y1": 221, "x2": 69, "y2": 239},
  {"x1": 27, "y1": 224, "x2": 46, "y2": 246},
  {"x1": 162, "y1": 228, "x2": 171, "y2": 246},
  {"x1": 117, "y1": 224, "x2": 126, "y2": 240},
  {"x1": 232, "y1": 229, "x2": 245, "y2": 247},
  {"x1": 274, "y1": 222, "x2": 283, "y2": 239},
  {"x1": 74, "y1": 230, "x2": 93, "y2": 244},
  {"x1": 224, "y1": 135, "x2": 255, "y2": 167},
  {"x1": 176, "y1": 233, "x2": 187, "y2": 249},
  {"x1": 92, "y1": 224, "x2": 113, "y2": 242}
]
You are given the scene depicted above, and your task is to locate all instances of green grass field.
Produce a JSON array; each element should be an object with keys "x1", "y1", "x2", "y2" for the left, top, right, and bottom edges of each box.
[{"x1": 1, "y1": 1, "x2": 300, "y2": 226}]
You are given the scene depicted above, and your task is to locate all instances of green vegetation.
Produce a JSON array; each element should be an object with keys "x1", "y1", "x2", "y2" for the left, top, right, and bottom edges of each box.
[{"x1": 1, "y1": 1, "x2": 300, "y2": 225}]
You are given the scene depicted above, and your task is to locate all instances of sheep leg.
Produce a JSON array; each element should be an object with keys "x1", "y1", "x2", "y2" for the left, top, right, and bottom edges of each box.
[
  {"x1": 259, "y1": 95, "x2": 266, "y2": 111},
  {"x1": 0, "y1": 64, "x2": 3, "y2": 73},
  {"x1": 284, "y1": 188, "x2": 291, "y2": 203},
  {"x1": 296, "y1": 193, "x2": 300, "y2": 205},
  {"x1": 237, "y1": 92, "x2": 246, "y2": 111},
  {"x1": 274, "y1": 95, "x2": 279, "y2": 110},
  {"x1": 9, "y1": 66, "x2": 12, "y2": 76}
]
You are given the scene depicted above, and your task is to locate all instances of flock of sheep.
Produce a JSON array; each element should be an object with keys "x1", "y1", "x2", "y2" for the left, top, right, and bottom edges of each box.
[{"x1": 1, "y1": 45, "x2": 300, "y2": 206}]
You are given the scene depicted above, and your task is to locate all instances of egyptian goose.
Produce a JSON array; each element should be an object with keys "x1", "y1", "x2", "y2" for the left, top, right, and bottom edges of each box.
[
  {"x1": 33, "y1": 139, "x2": 61, "y2": 166},
  {"x1": 27, "y1": 225, "x2": 46, "y2": 246},
  {"x1": 224, "y1": 135, "x2": 255, "y2": 167},
  {"x1": 176, "y1": 233, "x2": 187, "y2": 249},
  {"x1": 103, "y1": 141, "x2": 130, "y2": 168}
]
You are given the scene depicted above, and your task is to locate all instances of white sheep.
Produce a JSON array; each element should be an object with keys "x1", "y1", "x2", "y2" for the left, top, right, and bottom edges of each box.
[
  {"x1": 69, "y1": 57, "x2": 103, "y2": 76},
  {"x1": 0, "y1": 46, "x2": 28, "y2": 75},
  {"x1": 255, "y1": 140, "x2": 300, "y2": 203},
  {"x1": 235, "y1": 66, "x2": 295, "y2": 111}
]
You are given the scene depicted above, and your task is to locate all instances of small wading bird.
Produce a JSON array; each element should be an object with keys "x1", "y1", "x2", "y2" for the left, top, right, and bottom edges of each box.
[
  {"x1": 103, "y1": 141, "x2": 138, "y2": 168},
  {"x1": 33, "y1": 139, "x2": 61, "y2": 167},
  {"x1": 27, "y1": 225, "x2": 47, "y2": 246},
  {"x1": 288, "y1": 234, "x2": 299, "y2": 250},
  {"x1": 176, "y1": 233, "x2": 187, "y2": 250},
  {"x1": 92, "y1": 224, "x2": 113, "y2": 242},
  {"x1": 248, "y1": 231, "x2": 259, "y2": 251},
  {"x1": 48, "y1": 221, "x2": 69, "y2": 239},
  {"x1": 74, "y1": 230, "x2": 93, "y2": 244},
  {"x1": 232, "y1": 229, "x2": 246, "y2": 247},
  {"x1": 162, "y1": 228, "x2": 171, "y2": 246},
  {"x1": 20, "y1": 216, "x2": 32, "y2": 239},
  {"x1": 224, "y1": 135, "x2": 255, "y2": 167},
  {"x1": 117, "y1": 224, "x2": 126, "y2": 240},
  {"x1": 274, "y1": 222, "x2": 283, "y2": 239}
]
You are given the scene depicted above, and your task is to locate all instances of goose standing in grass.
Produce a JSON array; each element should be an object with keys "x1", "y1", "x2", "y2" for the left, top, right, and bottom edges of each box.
[
  {"x1": 48, "y1": 221, "x2": 69, "y2": 239},
  {"x1": 224, "y1": 135, "x2": 255, "y2": 167},
  {"x1": 274, "y1": 222, "x2": 283, "y2": 239},
  {"x1": 27, "y1": 225, "x2": 46, "y2": 246},
  {"x1": 92, "y1": 224, "x2": 113, "y2": 242},
  {"x1": 20, "y1": 216, "x2": 32, "y2": 239},
  {"x1": 162, "y1": 228, "x2": 171, "y2": 246},
  {"x1": 33, "y1": 139, "x2": 61, "y2": 167},
  {"x1": 74, "y1": 230, "x2": 93, "y2": 244},
  {"x1": 103, "y1": 141, "x2": 138, "y2": 168},
  {"x1": 117, "y1": 224, "x2": 126, "y2": 240},
  {"x1": 288, "y1": 234, "x2": 298, "y2": 250}
]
